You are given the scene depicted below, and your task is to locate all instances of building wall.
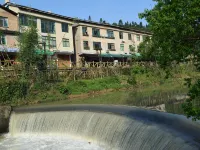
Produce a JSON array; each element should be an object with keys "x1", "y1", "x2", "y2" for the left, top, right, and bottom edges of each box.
[
  {"x1": 0, "y1": 7, "x2": 18, "y2": 49},
  {"x1": 5, "y1": 35, "x2": 18, "y2": 47},
  {"x1": 0, "y1": 7, "x2": 18, "y2": 31},
  {"x1": 75, "y1": 23, "x2": 149, "y2": 62},
  {"x1": 9, "y1": 6, "x2": 74, "y2": 54}
]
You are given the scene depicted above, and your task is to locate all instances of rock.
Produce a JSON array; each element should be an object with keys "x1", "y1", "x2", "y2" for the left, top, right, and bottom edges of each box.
[{"x1": 0, "y1": 106, "x2": 12, "y2": 133}]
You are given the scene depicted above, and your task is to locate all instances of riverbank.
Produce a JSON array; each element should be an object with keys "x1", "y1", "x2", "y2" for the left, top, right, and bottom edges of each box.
[{"x1": 0, "y1": 63, "x2": 197, "y2": 107}]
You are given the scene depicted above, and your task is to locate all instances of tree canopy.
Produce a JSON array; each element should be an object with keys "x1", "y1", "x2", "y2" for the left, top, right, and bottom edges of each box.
[
  {"x1": 139, "y1": 0, "x2": 200, "y2": 120},
  {"x1": 139, "y1": 0, "x2": 200, "y2": 68}
]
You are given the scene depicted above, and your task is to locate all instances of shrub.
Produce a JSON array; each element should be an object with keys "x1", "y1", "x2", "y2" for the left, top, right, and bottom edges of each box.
[
  {"x1": 127, "y1": 75, "x2": 137, "y2": 86},
  {"x1": 131, "y1": 65, "x2": 146, "y2": 75},
  {"x1": 0, "y1": 80, "x2": 29, "y2": 103}
]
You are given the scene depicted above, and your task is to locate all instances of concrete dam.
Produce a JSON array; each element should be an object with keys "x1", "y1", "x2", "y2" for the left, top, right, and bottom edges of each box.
[{"x1": 1, "y1": 105, "x2": 200, "y2": 150}]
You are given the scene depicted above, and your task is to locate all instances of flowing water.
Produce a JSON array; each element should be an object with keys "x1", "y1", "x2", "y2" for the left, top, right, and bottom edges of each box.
[{"x1": 0, "y1": 89, "x2": 199, "y2": 150}]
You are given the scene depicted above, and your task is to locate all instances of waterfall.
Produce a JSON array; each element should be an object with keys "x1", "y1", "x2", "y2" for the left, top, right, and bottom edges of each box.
[{"x1": 9, "y1": 110, "x2": 199, "y2": 150}]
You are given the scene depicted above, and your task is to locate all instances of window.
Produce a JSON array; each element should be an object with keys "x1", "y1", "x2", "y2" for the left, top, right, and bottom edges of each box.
[
  {"x1": 63, "y1": 39, "x2": 70, "y2": 47},
  {"x1": 129, "y1": 45, "x2": 135, "y2": 52},
  {"x1": 0, "y1": 17, "x2": 8, "y2": 27},
  {"x1": 0, "y1": 35, "x2": 6, "y2": 45},
  {"x1": 42, "y1": 36, "x2": 56, "y2": 49},
  {"x1": 82, "y1": 26, "x2": 88, "y2": 36},
  {"x1": 119, "y1": 31, "x2": 123, "y2": 39},
  {"x1": 62, "y1": 23, "x2": 68, "y2": 32},
  {"x1": 92, "y1": 28, "x2": 100, "y2": 37},
  {"x1": 83, "y1": 41, "x2": 90, "y2": 50},
  {"x1": 120, "y1": 44, "x2": 124, "y2": 51},
  {"x1": 108, "y1": 43, "x2": 115, "y2": 50},
  {"x1": 136, "y1": 35, "x2": 140, "y2": 41},
  {"x1": 142, "y1": 35, "x2": 147, "y2": 41},
  {"x1": 128, "y1": 33, "x2": 132, "y2": 40},
  {"x1": 41, "y1": 19, "x2": 55, "y2": 34},
  {"x1": 93, "y1": 42, "x2": 101, "y2": 50},
  {"x1": 19, "y1": 14, "x2": 36, "y2": 26},
  {"x1": 107, "y1": 30, "x2": 114, "y2": 38}
]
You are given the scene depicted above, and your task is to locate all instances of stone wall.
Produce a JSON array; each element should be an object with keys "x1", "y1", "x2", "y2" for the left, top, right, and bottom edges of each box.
[{"x1": 0, "y1": 106, "x2": 11, "y2": 133}]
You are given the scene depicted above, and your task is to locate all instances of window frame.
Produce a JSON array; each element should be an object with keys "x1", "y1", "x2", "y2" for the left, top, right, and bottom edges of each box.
[
  {"x1": 62, "y1": 38, "x2": 70, "y2": 47},
  {"x1": 42, "y1": 36, "x2": 57, "y2": 49},
  {"x1": 107, "y1": 30, "x2": 114, "y2": 38},
  {"x1": 0, "y1": 17, "x2": 8, "y2": 28},
  {"x1": 120, "y1": 44, "x2": 124, "y2": 51},
  {"x1": 82, "y1": 26, "x2": 88, "y2": 36},
  {"x1": 92, "y1": 28, "x2": 100, "y2": 37},
  {"x1": 119, "y1": 31, "x2": 123, "y2": 39},
  {"x1": 136, "y1": 35, "x2": 140, "y2": 41},
  {"x1": 93, "y1": 42, "x2": 102, "y2": 50},
  {"x1": 128, "y1": 33, "x2": 132, "y2": 40},
  {"x1": 62, "y1": 23, "x2": 68, "y2": 32},
  {"x1": 108, "y1": 43, "x2": 115, "y2": 50},
  {"x1": 83, "y1": 41, "x2": 90, "y2": 50},
  {"x1": 19, "y1": 14, "x2": 36, "y2": 27},
  {"x1": 0, "y1": 35, "x2": 6, "y2": 45},
  {"x1": 41, "y1": 19, "x2": 55, "y2": 34}
]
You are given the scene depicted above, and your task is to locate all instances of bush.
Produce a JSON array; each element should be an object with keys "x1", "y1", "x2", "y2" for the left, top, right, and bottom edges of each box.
[
  {"x1": 0, "y1": 80, "x2": 29, "y2": 103},
  {"x1": 131, "y1": 65, "x2": 146, "y2": 75},
  {"x1": 127, "y1": 75, "x2": 137, "y2": 86}
]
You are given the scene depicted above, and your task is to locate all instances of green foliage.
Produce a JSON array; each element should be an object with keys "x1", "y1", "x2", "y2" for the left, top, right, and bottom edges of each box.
[
  {"x1": 131, "y1": 65, "x2": 146, "y2": 75},
  {"x1": 127, "y1": 75, "x2": 137, "y2": 86},
  {"x1": 0, "y1": 80, "x2": 29, "y2": 103},
  {"x1": 138, "y1": 37, "x2": 156, "y2": 61},
  {"x1": 116, "y1": 19, "x2": 149, "y2": 31},
  {"x1": 18, "y1": 25, "x2": 42, "y2": 78},
  {"x1": 139, "y1": 0, "x2": 200, "y2": 120},
  {"x1": 58, "y1": 76, "x2": 122, "y2": 95},
  {"x1": 183, "y1": 79, "x2": 200, "y2": 121},
  {"x1": 139, "y1": 0, "x2": 200, "y2": 68}
]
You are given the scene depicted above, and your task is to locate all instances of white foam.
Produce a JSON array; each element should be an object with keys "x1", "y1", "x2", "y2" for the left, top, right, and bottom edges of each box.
[{"x1": 0, "y1": 134, "x2": 104, "y2": 150}]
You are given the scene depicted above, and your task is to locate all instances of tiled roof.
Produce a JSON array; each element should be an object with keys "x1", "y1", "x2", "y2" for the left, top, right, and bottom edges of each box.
[{"x1": 4, "y1": 2, "x2": 151, "y2": 34}]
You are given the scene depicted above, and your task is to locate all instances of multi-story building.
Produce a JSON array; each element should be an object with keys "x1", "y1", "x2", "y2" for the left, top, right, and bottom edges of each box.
[
  {"x1": 4, "y1": 2, "x2": 75, "y2": 67},
  {"x1": 0, "y1": 4, "x2": 18, "y2": 64},
  {"x1": 3, "y1": 1, "x2": 150, "y2": 67},
  {"x1": 73, "y1": 21, "x2": 150, "y2": 63}
]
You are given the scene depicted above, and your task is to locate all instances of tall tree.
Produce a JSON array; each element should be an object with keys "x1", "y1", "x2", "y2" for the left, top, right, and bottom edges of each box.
[
  {"x1": 99, "y1": 18, "x2": 103, "y2": 23},
  {"x1": 139, "y1": 22, "x2": 143, "y2": 28},
  {"x1": 88, "y1": 16, "x2": 92, "y2": 21},
  {"x1": 112, "y1": 22, "x2": 118, "y2": 26},
  {"x1": 139, "y1": 0, "x2": 200, "y2": 120},
  {"x1": 118, "y1": 19, "x2": 123, "y2": 26},
  {"x1": 18, "y1": 25, "x2": 40, "y2": 79}
]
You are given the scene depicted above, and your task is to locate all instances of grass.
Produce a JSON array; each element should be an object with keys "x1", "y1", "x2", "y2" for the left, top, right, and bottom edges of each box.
[
  {"x1": 2, "y1": 63, "x2": 199, "y2": 107},
  {"x1": 62, "y1": 76, "x2": 128, "y2": 95},
  {"x1": 35, "y1": 74, "x2": 187, "y2": 106}
]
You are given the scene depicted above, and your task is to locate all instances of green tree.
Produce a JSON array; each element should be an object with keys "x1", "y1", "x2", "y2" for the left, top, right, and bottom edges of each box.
[
  {"x1": 139, "y1": 0, "x2": 200, "y2": 120},
  {"x1": 99, "y1": 18, "x2": 103, "y2": 23},
  {"x1": 139, "y1": 22, "x2": 143, "y2": 28},
  {"x1": 112, "y1": 22, "x2": 118, "y2": 26},
  {"x1": 88, "y1": 16, "x2": 92, "y2": 21},
  {"x1": 118, "y1": 19, "x2": 123, "y2": 26},
  {"x1": 18, "y1": 25, "x2": 40, "y2": 79}
]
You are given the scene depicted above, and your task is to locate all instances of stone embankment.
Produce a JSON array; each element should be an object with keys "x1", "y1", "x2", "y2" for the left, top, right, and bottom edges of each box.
[{"x1": 0, "y1": 106, "x2": 11, "y2": 133}]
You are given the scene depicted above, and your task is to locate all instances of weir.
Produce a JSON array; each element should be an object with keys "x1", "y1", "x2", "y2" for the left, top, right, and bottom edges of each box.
[{"x1": 5, "y1": 105, "x2": 200, "y2": 149}]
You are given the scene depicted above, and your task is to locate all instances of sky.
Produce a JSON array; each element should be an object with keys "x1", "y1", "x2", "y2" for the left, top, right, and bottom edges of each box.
[{"x1": 1, "y1": 0, "x2": 155, "y2": 25}]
